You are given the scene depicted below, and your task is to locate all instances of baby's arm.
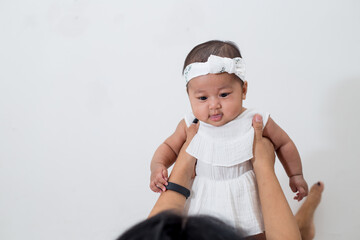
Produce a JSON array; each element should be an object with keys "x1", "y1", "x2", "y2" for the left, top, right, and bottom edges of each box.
[
  {"x1": 263, "y1": 117, "x2": 309, "y2": 201},
  {"x1": 150, "y1": 119, "x2": 187, "y2": 193}
]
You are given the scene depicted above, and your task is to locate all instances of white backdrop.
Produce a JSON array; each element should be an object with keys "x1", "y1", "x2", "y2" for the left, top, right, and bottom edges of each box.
[{"x1": 1, "y1": 0, "x2": 360, "y2": 239}]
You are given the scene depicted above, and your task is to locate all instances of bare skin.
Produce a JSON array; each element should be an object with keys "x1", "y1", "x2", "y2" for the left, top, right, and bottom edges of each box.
[{"x1": 295, "y1": 182, "x2": 325, "y2": 240}]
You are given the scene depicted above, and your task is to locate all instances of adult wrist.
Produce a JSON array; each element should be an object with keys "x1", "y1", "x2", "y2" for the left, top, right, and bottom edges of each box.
[{"x1": 165, "y1": 182, "x2": 190, "y2": 199}]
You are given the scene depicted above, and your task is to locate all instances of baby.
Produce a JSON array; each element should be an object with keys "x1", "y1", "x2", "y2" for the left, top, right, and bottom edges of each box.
[{"x1": 149, "y1": 40, "x2": 308, "y2": 236}]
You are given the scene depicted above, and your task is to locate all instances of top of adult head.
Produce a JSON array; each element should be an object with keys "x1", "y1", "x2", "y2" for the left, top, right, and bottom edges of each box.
[
  {"x1": 117, "y1": 211, "x2": 245, "y2": 240},
  {"x1": 182, "y1": 40, "x2": 242, "y2": 74}
]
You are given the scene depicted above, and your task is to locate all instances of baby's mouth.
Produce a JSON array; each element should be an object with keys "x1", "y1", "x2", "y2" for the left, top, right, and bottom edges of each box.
[{"x1": 209, "y1": 114, "x2": 223, "y2": 122}]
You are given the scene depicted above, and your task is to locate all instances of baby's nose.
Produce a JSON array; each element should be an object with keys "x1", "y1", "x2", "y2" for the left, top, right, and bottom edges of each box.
[{"x1": 209, "y1": 98, "x2": 221, "y2": 109}]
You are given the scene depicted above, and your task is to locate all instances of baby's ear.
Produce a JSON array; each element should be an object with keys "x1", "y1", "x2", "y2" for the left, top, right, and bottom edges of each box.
[{"x1": 242, "y1": 81, "x2": 248, "y2": 100}]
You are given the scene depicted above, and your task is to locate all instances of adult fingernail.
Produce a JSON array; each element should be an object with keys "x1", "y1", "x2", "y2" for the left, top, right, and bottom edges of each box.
[
  {"x1": 255, "y1": 115, "x2": 262, "y2": 122},
  {"x1": 192, "y1": 118, "x2": 199, "y2": 124}
]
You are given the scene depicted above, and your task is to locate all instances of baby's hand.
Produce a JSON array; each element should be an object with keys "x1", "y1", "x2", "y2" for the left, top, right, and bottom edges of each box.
[
  {"x1": 150, "y1": 164, "x2": 168, "y2": 193},
  {"x1": 289, "y1": 174, "x2": 309, "y2": 201}
]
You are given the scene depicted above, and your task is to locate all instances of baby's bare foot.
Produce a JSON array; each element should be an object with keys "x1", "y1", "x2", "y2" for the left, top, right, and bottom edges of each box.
[{"x1": 295, "y1": 182, "x2": 324, "y2": 240}]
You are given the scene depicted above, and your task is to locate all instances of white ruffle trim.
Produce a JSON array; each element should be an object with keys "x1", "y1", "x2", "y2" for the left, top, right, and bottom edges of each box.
[
  {"x1": 185, "y1": 109, "x2": 269, "y2": 167},
  {"x1": 186, "y1": 128, "x2": 254, "y2": 166}
]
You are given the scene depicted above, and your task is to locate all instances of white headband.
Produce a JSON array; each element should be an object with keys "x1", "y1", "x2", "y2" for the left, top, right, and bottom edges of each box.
[{"x1": 183, "y1": 55, "x2": 245, "y2": 84}]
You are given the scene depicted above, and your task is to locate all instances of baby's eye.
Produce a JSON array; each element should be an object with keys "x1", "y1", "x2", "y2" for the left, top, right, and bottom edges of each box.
[
  {"x1": 199, "y1": 96, "x2": 207, "y2": 101},
  {"x1": 220, "y1": 93, "x2": 230, "y2": 98}
]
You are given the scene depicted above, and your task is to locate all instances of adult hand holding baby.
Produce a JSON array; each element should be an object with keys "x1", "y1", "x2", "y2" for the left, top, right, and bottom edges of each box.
[
  {"x1": 148, "y1": 119, "x2": 199, "y2": 218},
  {"x1": 251, "y1": 114, "x2": 302, "y2": 239},
  {"x1": 251, "y1": 114, "x2": 275, "y2": 171}
]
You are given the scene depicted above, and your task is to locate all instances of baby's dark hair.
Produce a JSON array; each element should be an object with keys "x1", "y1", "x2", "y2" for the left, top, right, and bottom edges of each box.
[{"x1": 183, "y1": 40, "x2": 244, "y2": 85}]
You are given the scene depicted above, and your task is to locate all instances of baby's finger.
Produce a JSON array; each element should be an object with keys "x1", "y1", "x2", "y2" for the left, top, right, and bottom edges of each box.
[
  {"x1": 298, "y1": 187, "x2": 306, "y2": 201},
  {"x1": 294, "y1": 190, "x2": 301, "y2": 199},
  {"x1": 304, "y1": 182, "x2": 309, "y2": 196},
  {"x1": 290, "y1": 184, "x2": 297, "y2": 193},
  {"x1": 156, "y1": 183, "x2": 166, "y2": 192},
  {"x1": 156, "y1": 174, "x2": 168, "y2": 186},
  {"x1": 162, "y1": 169, "x2": 169, "y2": 183},
  {"x1": 155, "y1": 176, "x2": 167, "y2": 191},
  {"x1": 150, "y1": 182, "x2": 161, "y2": 193}
]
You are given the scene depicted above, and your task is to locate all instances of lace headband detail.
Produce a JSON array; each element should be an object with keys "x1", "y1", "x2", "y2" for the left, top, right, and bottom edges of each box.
[{"x1": 183, "y1": 55, "x2": 246, "y2": 84}]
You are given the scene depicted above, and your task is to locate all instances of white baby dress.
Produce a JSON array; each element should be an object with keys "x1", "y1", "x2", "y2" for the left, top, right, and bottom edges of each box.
[{"x1": 184, "y1": 108, "x2": 270, "y2": 236}]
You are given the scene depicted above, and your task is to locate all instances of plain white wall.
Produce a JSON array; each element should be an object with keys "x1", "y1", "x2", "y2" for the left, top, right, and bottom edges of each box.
[{"x1": 1, "y1": 0, "x2": 359, "y2": 239}]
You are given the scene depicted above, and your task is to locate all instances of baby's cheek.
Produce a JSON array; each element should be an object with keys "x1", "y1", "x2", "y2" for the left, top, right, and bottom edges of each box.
[
  {"x1": 194, "y1": 112, "x2": 208, "y2": 123},
  {"x1": 191, "y1": 104, "x2": 206, "y2": 118},
  {"x1": 227, "y1": 108, "x2": 241, "y2": 118}
]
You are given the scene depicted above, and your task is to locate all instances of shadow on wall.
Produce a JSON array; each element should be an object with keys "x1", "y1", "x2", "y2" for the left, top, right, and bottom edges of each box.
[{"x1": 302, "y1": 78, "x2": 360, "y2": 239}]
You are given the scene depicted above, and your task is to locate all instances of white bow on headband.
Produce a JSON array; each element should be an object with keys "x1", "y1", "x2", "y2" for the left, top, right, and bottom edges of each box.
[{"x1": 183, "y1": 55, "x2": 246, "y2": 84}]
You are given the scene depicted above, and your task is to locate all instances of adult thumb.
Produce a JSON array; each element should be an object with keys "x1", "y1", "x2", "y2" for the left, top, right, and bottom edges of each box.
[
  {"x1": 252, "y1": 114, "x2": 264, "y2": 142},
  {"x1": 188, "y1": 118, "x2": 200, "y2": 136}
]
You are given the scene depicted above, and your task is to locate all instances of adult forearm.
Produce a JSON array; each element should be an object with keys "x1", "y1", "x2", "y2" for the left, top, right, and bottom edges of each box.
[
  {"x1": 254, "y1": 166, "x2": 301, "y2": 240},
  {"x1": 166, "y1": 148, "x2": 195, "y2": 188},
  {"x1": 148, "y1": 146, "x2": 196, "y2": 218}
]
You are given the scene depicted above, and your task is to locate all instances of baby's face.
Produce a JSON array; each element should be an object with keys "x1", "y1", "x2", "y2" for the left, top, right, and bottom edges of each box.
[{"x1": 187, "y1": 73, "x2": 247, "y2": 127}]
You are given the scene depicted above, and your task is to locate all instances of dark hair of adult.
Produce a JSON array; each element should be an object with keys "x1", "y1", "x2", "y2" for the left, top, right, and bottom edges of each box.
[
  {"x1": 183, "y1": 40, "x2": 244, "y2": 85},
  {"x1": 117, "y1": 210, "x2": 244, "y2": 240}
]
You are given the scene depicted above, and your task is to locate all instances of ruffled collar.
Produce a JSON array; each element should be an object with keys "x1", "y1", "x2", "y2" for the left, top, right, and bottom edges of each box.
[{"x1": 186, "y1": 108, "x2": 257, "y2": 167}]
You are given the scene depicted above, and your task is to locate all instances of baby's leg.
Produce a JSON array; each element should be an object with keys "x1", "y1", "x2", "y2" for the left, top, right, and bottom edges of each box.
[{"x1": 295, "y1": 182, "x2": 324, "y2": 240}]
